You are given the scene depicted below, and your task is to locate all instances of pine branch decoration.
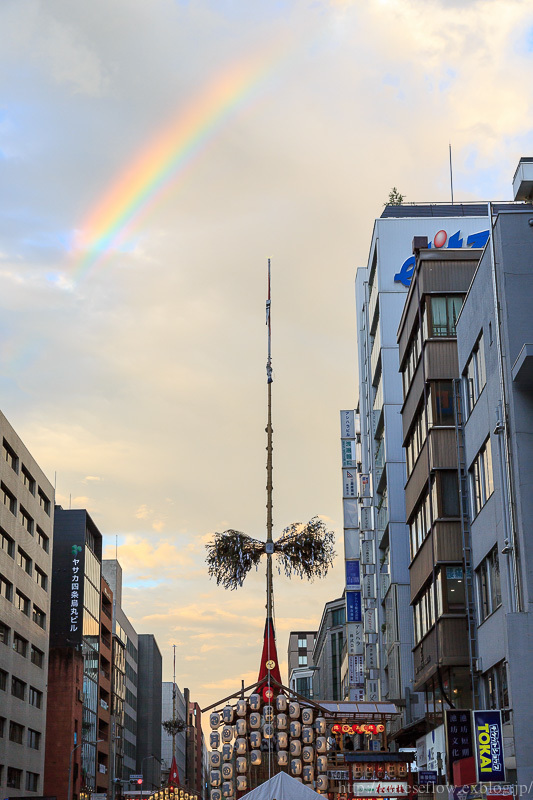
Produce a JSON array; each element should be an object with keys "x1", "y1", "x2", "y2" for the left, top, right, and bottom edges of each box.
[{"x1": 206, "y1": 531, "x2": 266, "y2": 591}]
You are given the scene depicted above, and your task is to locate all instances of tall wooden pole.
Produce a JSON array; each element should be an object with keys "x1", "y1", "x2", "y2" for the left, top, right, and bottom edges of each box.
[
  {"x1": 265, "y1": 259, "x2": 274, "y2": 622},
  {"x1": 172, "y1": 644, "x2": 176, "y2": 761}
]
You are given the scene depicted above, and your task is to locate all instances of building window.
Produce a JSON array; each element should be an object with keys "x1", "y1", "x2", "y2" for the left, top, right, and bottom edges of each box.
[
  {"x1": 297, "y1": 637, "x2": 307, "y2": 648},
  {"x1": 331, "y1": 607, "x2": 345, "y2": 627},
  {"x1": 1, "y1": 481, "x2": 17, "y2": 515},
  {"x1": 38, "y1": 488, "x2": 51, "y2": 515},
  {"x1": 0, "y1": 668, "x2": 7, "y2": 690},
  {"x1": 21, "y1": 465, "x2": 36, "y2": 495},
  {"x1": 32, "y1": 605, "x2": 46, "y2": 629},
  {"x1": 27, "y1": 728, "x2": 41, "y2": 749},
  {"x1": 11, "y1": 676, "x2": 26, "y2": 700},
  {"x1": 3, "y1": 439, "x2": 19, "y2": 473},
  {"x1": 34, "y1": 566, "x2": 48, "y2": 591},
  {"x1": 409, "y1": 492, "x2": 431, "y2": 558},
  {"x1": 7, "y1": 767, "x2": 22, "y2": 788},
  {"x1": 0, "y1": 716, "x2": 4, "y2": 737},
  {"x1": 26, "y1": 772, "x2": 39, "y2": 792},
  {"x1": 31, "y1": 645, "x2": 44, "y2": 668},
  {"x1": 464, "y1": 333, "x2": 486, "y2": 416},
  {"x1": 436, "y1": 566, "x2": 465, "y2": 615},
  {"x1": 428, "y1": 381, "x2": 455, "y2": 426},
  {"x1": 298, "y1": 655, "x2": 308, "y2": 666},
  {"x1": 0, "y1": 573, "x2": 13, "y2": 601},
  {"x1": 29, "y1": 686, "x2": 43, "y2": 708},
  {"x1": 413, "y1": 583, "x2": 436, "y2": 644},
  {"x1": 9, "y1": 720, "x2": 24, "y2": 742},
  {"x1": 36, "y1": 526, "x2": 49, "y2": 553},
  {"x1": 16, "y1": 590, "x2": 30, "y2": 616},
  {"x1": 402, "y1": 325, "x2": 422, "y2": 397},
  {"x1": 470, "y1": 438, "x2": 494, "y2": 517},
  {"x1": 0, "y1": 621, "x2": 10, "y2": 646},
  {"x1": 430, "y1": 295, "x2": 463, "y2": 337},
  {"x1": 0, "y1": 526, "x2": 15, "y2": 557},
  {"x1": 17, "y1": 547, "x2": 32, "y2": 575},
  {"x1": 405, "y1": 402, "x2": 427, "y2": 476},
  {"x1": 483, "y1": 661, "x2": 510, "y2": 722},
  {"x1": 431, "y1": 472, "x2": 460, "y2": 519},
  {"x1": 477, "y1": 547, "x2": 502, "y2": 622},
  {"x1": 20, "y1": 506, "x2": 34, "y2": 535},
  {"x1": 296, "y1": 676, "x2": 312, "y2": 699},
  {"x1": 13, "y1": 632, "x2": 28, "y2": 657}
]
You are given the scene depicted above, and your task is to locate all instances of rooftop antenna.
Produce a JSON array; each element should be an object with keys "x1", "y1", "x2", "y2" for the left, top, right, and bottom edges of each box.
[{"x1": 449, "y1": 143, "x2": 454, "y2": 204}]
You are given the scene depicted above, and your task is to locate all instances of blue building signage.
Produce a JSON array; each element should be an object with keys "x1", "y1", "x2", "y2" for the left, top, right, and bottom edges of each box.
[
  {"x1": 473, "y1": 710, "x2": 505, "y2": 782},
  {"x1": 346, "y1": 591, "x2": 362, "y2": 622},
  {"x1": 394, "y1": 228, "x2": 490, "y2": 287},
  {"x1": 345, "y1": 560, "x2": 361, "y2": 590}
]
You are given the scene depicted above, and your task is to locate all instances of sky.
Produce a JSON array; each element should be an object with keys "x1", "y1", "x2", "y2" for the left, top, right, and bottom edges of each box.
[{"x1": 1, "y1": 0, "x2": 533, "y2": 712}]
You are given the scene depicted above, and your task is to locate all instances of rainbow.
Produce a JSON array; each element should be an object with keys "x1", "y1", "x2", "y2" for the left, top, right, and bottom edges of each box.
[{"x1": 71, "y1": 43, "x2": 284, "y2": 280}]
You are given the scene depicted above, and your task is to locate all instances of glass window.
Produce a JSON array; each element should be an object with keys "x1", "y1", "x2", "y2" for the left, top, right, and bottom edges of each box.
[
  {"x1": 20, "y1": 506, "x2": 34, "y2": 535},
  {"x1": 34, "y1": 566, "x2": 48, "y2": 591},
  {"x1": 32, "y1": 605, "x2": 46, "y2": 629},
  {"x1": 3, "y1": 439, "x2": 19, "y2": 472},
  {"x1": 0, "y1": 526, "x2": 14, "y2": 557},
  {"x1": 463, "y1": 333, "x2": 486, "y2": 417},
  {"x1": 7, "y1": 767, "x2": 22, "y2": 788},
  {"x1": 470, "y1": 438, "x2": 494, "y2": 517},
  {"x1": 0, "y1": 669, "x2": 7, "y2": 690},
  {"x1": 0, "y1": 573, "x2": 13, "y2": 601},
  {"x1": 429, "y1": 381, "x2": 454, "y2": 426},
  {"x1": 38, "y1": 488, "x2": 51, "y2": 515},
  {"x1": 27, "y1": 728, "x2": 41, "y2": 749},
  {"x1": 31, "y1": 645, "x2": 44, "y2": 668},
  {"x1": 1, "y1": 481, "x2": 16, "y2": 515},
  {"x1": 298, "y1": 655, "x2": 308, "y2": 666},
  {"x1": 11, "y1": 677, "x2": 26, "y2": 700},
  {"x1": 17, "y1": 547, "x2": 32, "y2": 575},
  {"x1": 13, "y1": 633, "x2": 28, "y2": 657},
  {"x1": 477, "y1": 547, "x2": 502, "y2": 622},
  {"x1": 16, "y1": 590, "x2": 30, "y2": 616},
  {"x1": 0, "y1": 621, "x2": 10, "y2": 646},
  {"x1": 29, "y1": 686, "x2": 43, "y2": 708},
  {"x1": 21, "y1": 465, "x2": 36, "y2": 495},
  {"x1": 36, "y1": 526, "x2": 49, "y2": 553},
  {"x1": 430, "y1": 296, "x2": 463, "y2": 337},
  {"x1": 297, "y1": 637, "x2": 307, "y2": 648},
  {"x1": 26, "y1": 772, "x2": 39, "y2": 792}
]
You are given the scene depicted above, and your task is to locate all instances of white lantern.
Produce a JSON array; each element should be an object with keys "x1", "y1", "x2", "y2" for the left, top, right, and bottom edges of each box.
[
  {"x1": 291, "y1": 759, "x2": 302, "y2": 776},
  {"x1": 221, "y1": 764, "x2": 233, "y2": 781},
  {"x1": 250, "y1": 730, "x2": 261, "y2": 749},
  {"x1": 302, "y1": 746, "x2": 314, "y2": 763},
  {"x1": 236, "y1": 699, "x2": 247, "y2": 717},
  {"x1": 222, "y1": 705, "x2": 234, "y2": 724},
  {"x1": 290, "y1": 739, "x2": 301, "y2": 757},
  {"x1": 235, "y1": 738, "x2": 247, "y2": 755},
  {"x1": 276, "y1": 713, "x2": 287, "y2": 730},
  {"x1": 317, "y1": 755, "x2": 328, "y2": 773},
  {"x1": 289, "y1": 720, "x2": 301, "y2": 738},
  {"x1": 249, "y1": 712, "x2": 261, "y2": 729},
  {"x1": 236, "y1": 777, "x2": 247, "y2": 792},
  {"x1": 277, "y1": 731, "x2": 288, "y2": 749},
  {"x1": 302, "y1": 726, "x2": 314, "y2": 744},
  {"x1": 210, "y1": 751, "x2": 222, "y2": 768},
  {"x1": 222, "y1": 782, "x2": 234, "y2": 798},
  {"x1": 222, "y1": 743, "x2": 233, "y2": 762},
  {"x1": 315, "y1": 717, "x2": 327, "y2": 735},
  {"x1": 289, "y1": 701, "x2": 300, "y2": 719},
  {"x1": 316, "y1": 776, "x2": 328, "y2": 792},
  {"x1": 210, "y1": 732, "x2": 220, "y2": 749},
  {"x1": 211, "y1": 790, "x2": 222, "y2": 800},
  {"x1": 316, "y1": 736, "x2": 327, "y2": 753},
  {"x1": 276, "y1": 694, "x2": 288, "y2": 712},
  {"x1": 210, "y1": 771, "x2": 221, "y2": 788},
  {"x1": 277, "y1": 750, "x2": 289, "y2": 767},
  {"x1": 210, "y1": 712, "x2": 221, "y2": 730},
  {"x1": 249, "y1": 693, "x2": 261, "y2": 711},
  {"x1": 301, "y1": 708, "x2": 314, "y2": 725},
  {"x1": 303, "y1": 766, "x2": 314, "y2": 783},
  {"x1": 250, "y1": 750, "x2": 262, "y2": 766},
  {"x1": 236, "y1": 719, "x2": 247, "y2": 736},
  {"x1": 236, "y1": 757, "x2": 247, "y2": 774},
  {"x1": 263, "y1": 723, "x2": 274, "y2": 739},
  {"x1": 263, "y1": 705, "x2": 274, "y2": 723},
  {"x1": 221, "y1": 726, "x2": 234, "y2": 743}
]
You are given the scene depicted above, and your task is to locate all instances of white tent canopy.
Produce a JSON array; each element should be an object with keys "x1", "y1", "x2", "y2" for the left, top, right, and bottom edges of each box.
[{"x1": 240, "y1": 772, "x2": 324, "y2": 800}]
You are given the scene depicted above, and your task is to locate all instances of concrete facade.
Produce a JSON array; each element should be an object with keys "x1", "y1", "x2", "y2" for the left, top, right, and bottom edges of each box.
[
  {"x1": 312, "y1": 597, "x2": 345, "y2": 702},
  {"x1": 0, "y1": 410, "x2": 54, "y2": 797},
  {"x1": 287, "y1": 630, "x2": 316, "y2": 699},
  {"x1": 137, "y1": 634, "x2": 162, "y2": 791}
]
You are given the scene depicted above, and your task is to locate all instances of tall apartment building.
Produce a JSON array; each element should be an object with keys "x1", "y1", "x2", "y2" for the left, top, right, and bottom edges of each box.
[
  {"x1": 287, "y1": 630, "x2": 316, "y2": 700},
  {"x1": 137, "y1": 634, "x2": 162, "y2": 791},
  {"x1": 311, "y1": 597, "x2": 345, "y2": 702},
  {"x1": 352, "y1": 206, "x2": 493, "y2": 737},
  {"x1": 161, "y1": 681, "x2": 187, "y2": 786},
  {"x1": 0, "y1": 411, "x2": 54, "y2": 797}
]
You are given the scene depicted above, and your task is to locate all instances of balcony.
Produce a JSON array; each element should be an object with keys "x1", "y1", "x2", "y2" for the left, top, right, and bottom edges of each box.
[
  {"x1": 101, "y1": 604, "x2": 112, "y2": 620},
  {"x1": 412, "y1": 616, "x2": 470, "y2": 692},
  {"x1": 100, "y1": 698, "x2": 109, "y2": 711}
]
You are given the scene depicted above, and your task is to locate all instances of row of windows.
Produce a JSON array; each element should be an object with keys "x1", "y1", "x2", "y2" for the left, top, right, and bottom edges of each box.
[
  {"x1": 125, "y1": 686, "x2": 137, "y2": 711},
  {"x1": 0, "y1": 623, "x2": 45, "y2": 667},
  {"x1": 405, "y1": 382, "x2": 456, "y2": 477},
  {"x1": 0, "y1": 668, "x2": 44, "y2": 707},
  {"x1": 0, "y1": 578, "x2": 46, "y2": 628},
  {"x1": 470, "y1": 437, "x2": 494, "y2": 518},
  {"x1": 477, "y1": 547, "x2": 502, "y2": 623},
  {"x1": 0, "y1": 764, "x2": 39, "y2": 791},
  {"x1": 2, "y1": 438, "x2": 51, "y2": 514},
  {"x1": 413, "y1": 566, "x2": 465, "y2": 644},
  {"x1": 125, "y1": 660, "x2": 137, "y2": 686},
  {"x1": 0, "y1": 515, "x2": 49, "y2": 557},
  {"x1": 0, "y1": 716, "x2": 41, "y2": 748},
  {"x1": 463, "y1": 333, "x2": 486, "y2": 416},
  {"x1": 126, "y1": 637, "x2": 138, "y2": 663}
]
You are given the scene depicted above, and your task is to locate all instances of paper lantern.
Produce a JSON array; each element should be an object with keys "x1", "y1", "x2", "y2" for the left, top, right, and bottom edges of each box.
[
  {"x1": 289, "y1": 720, "x2": 301, "y2": 738},
  {"x1": 236, "y1": 719, "x2": 247, "y2": 737},
  {"x1": 263, "y1": 705, "x2": 274, "y2": 723},
  {"x1": 376, "y1": 764, "x2": 385, "y2": 779},
  {"x1": 276, "y1": 694, "x2": 288, "y2": 712},
  {"x1": 210, "y1": 751, "x2": 221, "y2": 768},
  {"x1": 398, "y1": 763, "x2": 407, "y2": 778},
  {"x1": 290, "y1": 739, "x2": 301, "y2": 757},
  {"x1": 290, "y1": 759, "x2": 302, "y2": 777},
  {"x1": 250, "y1": 750, "x2": 262, "y2": 766},
  {"x1": 316, "y1": 776, "x2": 328, "y2": 792},
  {"x1": 303, "y1": 766, "x2": 314, "y2": 783},
  {"x1": 221, "y1": 764, "x2": 233, "y2": 781},
  {"x1": 277, "y1": 750, "x2": 288, "y2": 767},
  {"x1": 352, "y1": 764, "x2": 363, "y2": 780},
  {"x1": 211, "y1": 790, "x2": 221, "y2": 800},
  {"x1": 221, "y1": 726, "x2": 234, "y2": 743},
  {"x1": 316, "y1": 736, "x2": 327, "y2": 753},
  {"x1": 387, "y1": 763, "x2": 397, "y2": 779},
  {"x1": 301, "y1": 708, "x2": 313, "y2": 725},
  {"x1": 235, "y1": 738, "x2": 247, "y2": 755},
  {"x1": 249, "y1": 712, "x2": 261, "y2": 729},
  {"x1": 317, "y1": 755, "x2": 327, "y2": 773},
  {"x1": 249, "y1": 693, "x2": 261, "y2": 711},
  {"x1": 210, "y1": 732, "x2": 220, "y2": 749},
  {"x1": 263, "y1": 685, "x2": 274, "y2": 703},
  {"x1": 302, "y1": 726, "x2": 314, "y2": 744},
  {"x1": 210, "y1": 771, "x2": 221, "y2": 788},
  {"x1": 263, "y1": 723, "x2": 274, "y2": 739},
  {"x1": 364, "y1": 764, "x2": 374, "y2": 780},
  {"x1": 250, "y1": 730, "x2": 261, "y2": 749},
  {"x1": 210, "y1": 712, "x2": 221, "y2": 730},
  {"x1": 315, "y1": 717, "x2": 327, "y2": 735},
  {"x1": 222, "y1": 782, "x2": 234, "y2": 798},
  {"x1": 236, "y1": 757, "x2": 247, "y2": 774},
  {"x1": 302, "y1": 746, "x2": 314, "y2": 763},
  {"x1": 222, "y1": 744, "x2": 232, "y2": 762},
  {"x1": 276, "y1": 713, "x2": 287, "y2": 730},
  {"x1": 222, "y1": 705, "x2": 234, "y2": 724},
  {"x1": 236, "y1": 777, "x2": 247, "y2": 792},
  {"x1": 277, "y1": 731, "x2": 288, "y2": 749},
  {"x1": 236, "y1": 699, "x2": 247, "y2": 717},
  {"x1": 289, "y1": 701, "x2": 300, "y2": 719}
]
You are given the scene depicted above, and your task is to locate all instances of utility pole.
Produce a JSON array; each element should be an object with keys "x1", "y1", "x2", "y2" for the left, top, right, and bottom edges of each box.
[{"x1": 172, "y1": 644, "x2": 177, "y2": 764}]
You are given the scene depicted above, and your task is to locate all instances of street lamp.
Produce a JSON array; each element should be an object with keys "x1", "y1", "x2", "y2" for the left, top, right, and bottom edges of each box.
[{"x1": 68, "y1": 739, "x2": 104, "y2": 800}]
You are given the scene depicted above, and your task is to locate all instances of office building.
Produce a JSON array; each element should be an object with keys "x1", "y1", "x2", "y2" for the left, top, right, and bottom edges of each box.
[
  {"x1": 137, "y1": 634, "x2": 162, "y2": 792},
  {"x1": 161, "y1": 681, "x2": 187, "y2": 786},
  {"x1": 311, "y1": 597, "x2": 345, "y2": 702},
  {"x1": 287, "y1": 630, "x2": 316, "y2": 699},
  {"x1": 0, "y1": 411, "x2": 54, "y2": 797}
]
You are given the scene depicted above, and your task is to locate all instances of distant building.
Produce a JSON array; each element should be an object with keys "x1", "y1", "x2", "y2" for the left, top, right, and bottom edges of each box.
[
  {"x1": 287, "y1": 630, "x2": 316, "y2": 699},
  {"x1": 0, "y1": 411, "x2": 54, "y2": 797},
  {"x1": 186, "y1": 696, "x2": 205, "y2": 800},
  {"x1": 312, "y1": 598, "x2": 345, "y2": 702},
  {"x1": 137, "y1": 634, "x2": 162, "y2": 791},
  {"x1": 161, "y1": 681, "x2": 187, "y2": 786}
]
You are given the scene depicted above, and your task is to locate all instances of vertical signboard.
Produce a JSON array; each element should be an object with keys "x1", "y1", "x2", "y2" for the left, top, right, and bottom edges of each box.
[
  {"x1": 340, "y1": 410, "x2": 356, "y2": 439},
  {"x1": 445, "y1": 709, "x2": 474, "y2": 782},
  {"x1": 50, "y1": 510, "x2": 87, "y2": 648},
  {"x1": 346, "y1": 623, "x2": 364, "y2": 655},
  {"x1": 346, "y1": 560, "x2": 361, "y2": 590},
  {"x1": 343, "y1": 469, "x2": 357, "y2": 498},
  {"x1": 346, "y1": 591, "x2": 362, "y2": 622},
  {"x1": 473, "y1": 710, "x2": 505, "y2": 782},
  {"x1": 343, "y1": 499, "x2": 359, "y2": 529},
  {"x1": 348, "y1": 655, "x2": 364, "y2": 686}
]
